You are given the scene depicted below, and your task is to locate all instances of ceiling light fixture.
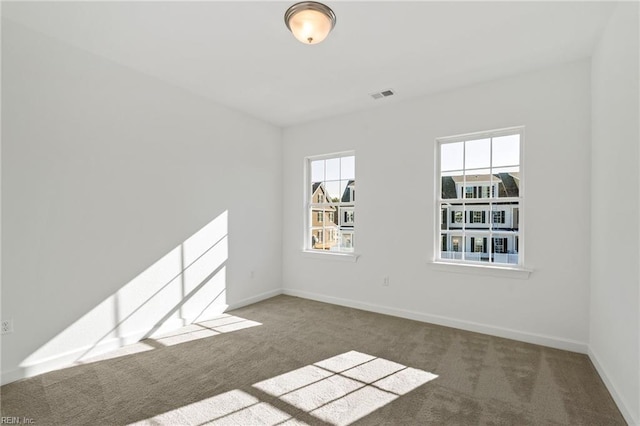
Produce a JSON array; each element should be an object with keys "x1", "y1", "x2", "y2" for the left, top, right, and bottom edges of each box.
[{"x1": 284, "y1": 1, "x2": 336, "y2": 45}]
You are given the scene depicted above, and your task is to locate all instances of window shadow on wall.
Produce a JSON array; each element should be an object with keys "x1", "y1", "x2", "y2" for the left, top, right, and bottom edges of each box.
[{"x1": 19, "y1": 210, "x2": 232, "y2": 374}]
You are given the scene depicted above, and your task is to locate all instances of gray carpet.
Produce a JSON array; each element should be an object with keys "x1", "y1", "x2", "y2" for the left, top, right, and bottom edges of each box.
[{"x1": 0, "y1": 295, "x2": 626, "y2": 425}]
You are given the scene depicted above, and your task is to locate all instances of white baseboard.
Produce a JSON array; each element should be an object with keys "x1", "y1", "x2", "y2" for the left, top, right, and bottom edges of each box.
[
  {"x1": 0, "y1": 307, "x2": 238, "y2": 386},
  {"x1": 1, "y1": 368, "x2": 25, "y2": 386},
  {"x1": 282, "y1": 288, "x2": 588, "y2": 354},
  {"x1": 0, "y1": 288, "x2": 284, "y2": 385},
  {"x1": 227, "y1": 288, "x2": 283, "y2": 311},
  {"x1": 0, "y1": 289, "x2": 285, "y2": 386},
  {"x1": 0, "y1": 287, "x2": 594, "y2": 391},
  {"x1": 588, "y1": 347, "x2": 638, "y2": 426},
  {"x1": 0, "y1": 317, "x2": 186, "y2": 386}
]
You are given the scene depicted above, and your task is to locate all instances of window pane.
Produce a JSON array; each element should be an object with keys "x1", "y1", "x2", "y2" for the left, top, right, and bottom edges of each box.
[
  {"x1": 440, "y1": 206, "x2": 448, "y2": 230},
  {"x1": 492, "y1": 134, "x2": 520, "y2": 167},
  {"x1": 325, "y1": 224, "x2": 339, "y2": 251},
  {"x1": 490, "y1": 204, "x2": 507, "y2": 230},
  {"x1": 310, "y1": 183, "x2": 326, "y2": 203},
  {"x1": 340, "y1": 156, "x2": 355, "y2": 180},
  {"x1": 450, "y1": 235, "x2": 463, "y2": 257},
  {"x1": 463, "y1": 236, "x2": 474, "y2": 261},
  {"x1": 511, "y1": 205, "x2": 520, "y2": 230},
  {"x1": 310, "y1": 228, "x2": 323, "y2": 250},
  {"x1": 339, "y1": 205, "x2": 355, "y2": 227},
  {"x1": 326, "y1": 158, "x2": 340, "y2": 181},
  {"x1": 465, "y1": 234, "x2": 490, "y2": 263},
  {"x1": 337, "y1": 230, "x2": 355, "y2": 253},
  {"x1": 441, "y1": 171, "x2": 463, "y2": 199},
  {"x1": 311, "y1": 226, "x2": 339, "y2": 251},
  {"x1": 339, "y1": 180, "x2": 351, "y2": 202},
  {"x1": 441, "y1": 202, "x2": 463, "y2": 230},
  {"x1": 492, "y1": 233, "x2": 518, "y2": 264},
  {"x1": 312, "y1": 209, "x2": 323, "y2": 225},
  {"x1": 465, "y1": 138, "x2": 490, "y2": 170},
  {"x1": 466, "y1": 206, "x2": 488, "y2": 227},
  {"x1": 325, "y1": 181, "x2": 341, "y2": 202},
  {"x1": 453, "y1": 210, "x2": 463, "y2": 226},
  {"x1": 326, "y1": 210, "x2": 336, "y2": 225},
  {"x1": 311, "y1": 160, "x2": 325, "y2": 183},
  {"x1": 492, "y1": 167, "x2": 520, "y2": 198},
  {"x1": 461, "y1": 171, "x2": 492, "y2": 200},
  {"x1": 441, "y1": 142, "x2": 463, "y2": 171},
  {"x1": 441, "y1": 233, "x2": 462, "y2": 260}
]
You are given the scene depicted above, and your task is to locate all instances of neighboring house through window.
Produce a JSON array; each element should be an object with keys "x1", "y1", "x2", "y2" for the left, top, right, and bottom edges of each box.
[
  {"x1": 307, "y1": 153, "x2": 356, "y2": 253},
  {"x1": 437, "y1": 127, "x2": 523, "y2": 266}
]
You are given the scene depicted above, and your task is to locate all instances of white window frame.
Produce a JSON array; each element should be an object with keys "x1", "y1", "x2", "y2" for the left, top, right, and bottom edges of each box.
[
  {"x1": 304, "y1": 151, "x2": 358, "y2": 260},
  {"x1": 435, "y1": 126, "x2": 526, "y2": 271}
]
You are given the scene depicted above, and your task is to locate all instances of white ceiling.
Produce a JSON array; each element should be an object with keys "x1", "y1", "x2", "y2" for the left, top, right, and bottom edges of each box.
[{"x1": 2, "y1": 1, "x2": 616, "y2": 127}]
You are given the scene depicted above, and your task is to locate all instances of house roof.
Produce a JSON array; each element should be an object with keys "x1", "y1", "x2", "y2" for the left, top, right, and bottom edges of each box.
[
  {"x1": 442, "y1": 176, "x2": 458, "y2": 199},
  {"x1": 497, "y1": 173, "x2": 519, "y2": 197},
  {"x1": 442, "y1": 173, "x2": 519, "y2": 198},
  {"x1": 451, "y1": 175, "x2": 501, "y2": 183},
  {"x1": 341, "y1": 180, "x2": 355, "y2": 202},
  {"x1": 311, "y1": 182, "x2": 339, "y2": 207}
]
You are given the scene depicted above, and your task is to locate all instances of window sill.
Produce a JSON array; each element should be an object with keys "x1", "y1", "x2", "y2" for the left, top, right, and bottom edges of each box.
[
  {"x1": 428, "y1": 260, "x2": 532, "y2": 279},
  {"x1": 301, "y1": 250, "x2": 360, "y2": 263}
]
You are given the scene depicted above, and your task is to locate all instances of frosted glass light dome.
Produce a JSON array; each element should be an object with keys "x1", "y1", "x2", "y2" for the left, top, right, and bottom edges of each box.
[{"x1": 285, "y1": 2, "x2": 336, "y2": 45}]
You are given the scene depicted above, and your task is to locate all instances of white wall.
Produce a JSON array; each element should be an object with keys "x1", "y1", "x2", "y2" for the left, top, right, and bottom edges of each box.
[
  {"x1": 590, "y1": 3, "x2": 640, "y2": 424},
  {"x1": 1, "y1": 20, "x2": 282, "y2": 383},
  {"x1": 283, "y1": 60, "x2": 592, "y2": 352}
]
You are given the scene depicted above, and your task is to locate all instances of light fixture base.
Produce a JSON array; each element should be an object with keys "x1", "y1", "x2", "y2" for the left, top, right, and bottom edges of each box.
[{"x1": 285, "y1": 1, "x2": 336, "y2": 45}]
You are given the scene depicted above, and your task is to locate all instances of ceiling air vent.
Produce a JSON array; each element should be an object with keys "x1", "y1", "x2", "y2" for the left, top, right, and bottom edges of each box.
[{"x1": 370, "y1": 89, "x2": 395, "y2": 100}]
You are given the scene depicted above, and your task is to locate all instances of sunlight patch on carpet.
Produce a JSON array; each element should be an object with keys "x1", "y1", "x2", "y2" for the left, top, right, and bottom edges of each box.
[
  {"x1": 76, "y1": 341, "x2": 155, "y2": 364},
  {"x1": 254, "y1": 350, "x2": 438, "y2": 425},
  {"x1": 150, "y1": 314, "x2": 262, "y2": 347},
  {"x1": 129, "y1": 389, "x2": 304, "y2": 426},
  {"x1": 130, "y1": 351, "x2": 436, "y2": 426}
]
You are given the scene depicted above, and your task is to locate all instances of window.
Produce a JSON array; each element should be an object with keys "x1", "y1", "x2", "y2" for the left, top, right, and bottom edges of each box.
[
  {"x1": 465, "y1": 187, "x2": 474, "y2": 198},
  {"x1": 343, "y1": 210, "x2": 354, "y2": 224},
  {"x1": 493, "y1": 237, "x2": 508, "y2": 254},
  {"x1": 437, "y1": 127, "x2": 523, "y2": 266},
  {"x1": 471, "y1": 236, "x2": 486, "y2": 253},
  {"x1": 454, "y1": 211, "x2": 463, "y2": 224},
  {"x1": 307, "y1": 153, "x2": 355, "y2": 253},
  {"x1": 470, "y1": 211, "x2": 485, "y2": 223},
  {"x1": 492, "y1": 210, "x2": 506, "y2": 224}
]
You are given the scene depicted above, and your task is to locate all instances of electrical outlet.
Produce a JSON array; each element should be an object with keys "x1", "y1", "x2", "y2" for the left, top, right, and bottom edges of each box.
[
  {"x1": 1, "y1": 319, "x2": 13, "y2": 335},
  {"x1": 382, "y1": 276, "x2": 390, "y2": 287}
]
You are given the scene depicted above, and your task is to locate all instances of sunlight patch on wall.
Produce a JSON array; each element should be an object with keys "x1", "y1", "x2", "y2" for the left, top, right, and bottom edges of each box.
[
  {"x1": 76, "y1": 315, "x2": 261, "y2": 364},
  {"x1": 20, "y1": 210, "x2": 229, "y2": 375}
]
